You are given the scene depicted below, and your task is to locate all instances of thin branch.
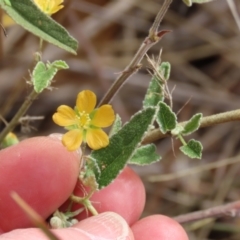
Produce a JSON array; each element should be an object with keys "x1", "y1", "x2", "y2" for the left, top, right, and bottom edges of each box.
[
  {"x1": 19, "y1": 115, "x2": 45, "y2": 122},
  {"x1": 142, "y1": 109, "x2": 240, "y2": 144},
  {"x1": 98, "y1": 0, "x2": 172, "y2": 106},
  {"x1": 147, "y1": 154, "x2": 240, "y2": 182},
  {"x1": 0, "y1": 9, "x2": 5, "y2": 61},
  {"x1": 0, "y1": 89, "x2": 39, "y2": 143},
  {"x1": 149, "y1": 0, "x2": 172, "y2": 39},
  {"x1": 174, "y1": 200, "x2": 240, "y2": 224},
  {"x1": 227, "y1": 0, "x2": 240, "y2": 31},
  {"x1": 12, "y1": 192, "x2": 61, "y2": 240}
]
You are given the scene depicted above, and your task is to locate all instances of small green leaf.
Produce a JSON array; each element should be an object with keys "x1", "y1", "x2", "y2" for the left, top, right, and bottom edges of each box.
[
  {"x1": 3, "y1": 0, "x2": 11, "y2": 6},
  {"x1": 143, "y1": 62, "x2": 171, "y2": 108},
  {"x1": 0, "y1": 0, "x2": 78, "y2": 54},
  {"x1": 109, "y1": 114, "x2": 122, "y2": 137},
  {"x1": 183, "y1": 0, "x2": 216, "y2": 6},
  {"x1": 182, "y1": 0, "x2": 192, "y2": 6},
  {"x1": 182, "y1": 113, "x2": 202, "y2": 135},
  {"x1": 192, "y1": 0, "x2": 215, "y2": 4},
  {"x1": 157, "y1": 102, "x2": 177, "y2": 134},
  {"x1": 180, "y1": 139, "x2": 203, "y2": 159},
  {"x1": 129, "y1": 144, "x2": 161, "y2": 165},
  {"x1": 51, "y1": 60, "x2": 69, "y2": 69},
  {"x1": 89, "y1": 107, "x2": 156, "y2": 189},
  {"x1": 32, "y1": 62, "x2": 52, "y2": 93},
  {"x1": 159, "y1": 62, "x2": 171, "y2": 80},
  {"x1": 32, "y1": 60, "x2": 68, "y2": 93},
  {"x1": 171, "y1": 125, "x2": 184, "y2": 136},
  {"x1": 81, "y1": 157, "x2": 99, "y2": 190},
  {"x1": 143, "y1": 73, "x2": 164, "y2": 108}
]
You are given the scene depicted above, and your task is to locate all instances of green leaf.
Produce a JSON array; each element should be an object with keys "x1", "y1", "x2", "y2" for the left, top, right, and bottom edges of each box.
[
  {"x1": 81, "y1": 157, "x2": 99, "y2": 190},
  {"x1": 32, "y1": 60, "x2": 69, "y2": 93},
  {"x1": 143, "y1": 72, "x2": 164, "y2": 108},
  {"x1": 51, "y1": 60, "x2": 69, "y2": 69},
  {"x1": 192, "y1": 0, "x2": 215, "y2": 3},
  {"x1": 3, "y1": 0, "x2": 11, "y2": 6},
  {"x1": 159, "y1": 62, "x2": 171, "y2": 80},
  {"x1": 129, "y1": 144, "x2": 161, "y2": 165},
  {"x1": 182, "y1": 0, "x2": 216, "y2": 6},
  {"x1": 109, "y1": 114, "x2": 122, "y2": 137},
  {"x1": 182, "y1": 113, "x2": 202, "y2": 135},
  {"x1": 180, "y1": 139, "x2": 203, "y2": 159},
  {"x1": 0, "y1": 0, "x2": 78, "y2": 54},
  {"x1": 157, "y1": 102, "x2": 177, "y2": 134},
  {"x1": 182, "y1": 0, "x2": 192, "y2": 6},
  {"x1": 171, "y1": 125, "x2": 184, "y2": 136},
  {"x1": 89, "y1": 107, "x2": 156, "y2": 189},
  {"x1": 143, "y1": 62, "x2": 171, "y2": 108}
]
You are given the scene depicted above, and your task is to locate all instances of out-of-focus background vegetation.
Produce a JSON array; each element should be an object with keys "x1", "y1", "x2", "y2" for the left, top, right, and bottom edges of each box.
[{"x1": 1, "y1": 0, "x2": 240, "y2": 239}]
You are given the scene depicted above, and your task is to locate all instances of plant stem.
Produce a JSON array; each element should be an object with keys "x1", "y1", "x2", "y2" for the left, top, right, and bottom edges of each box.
[
  {"x1": 0, "y1": 89, "x2": 39, "y2": 143},
  {"x1": 147, "y1": 154, "x2": 240, "y2": 182},
  {"x1": 12, "y1": 192, "x2": 61, "y2": 240},
  {"x1": 39, "y1": 38, "x2": 43, "y2": 53},
  {"x1": 70, "y1": 194, "x2": 98, "y2": 216},
  {"x1": 84, "y1": 199, "x2": 98, "y2": 216},
  {"x1": 142, "y1": 109, "x2": 240, "y2": 144},
  {"x1": 174, "y1": 200, "x2": 240, "y2": 224},
  {"x1": 149, "y1": 0, "x2": 172, "y2": 40},
  {"x1": 177, "y1": 134, "x2": 187, "y2": 145},
  {"x1": 98, "y1": 0, "x2": 172, "y2": 106}
]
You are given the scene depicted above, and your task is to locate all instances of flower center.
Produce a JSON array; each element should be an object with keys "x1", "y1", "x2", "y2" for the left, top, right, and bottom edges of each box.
[{"x1": 77, "y1": 112, "x2": 91, "y2": 129}]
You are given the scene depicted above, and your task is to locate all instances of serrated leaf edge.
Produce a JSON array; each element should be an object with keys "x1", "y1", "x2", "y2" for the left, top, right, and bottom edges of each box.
[
  {"x1": 180, "y1": 139, "x2": 203, "y2": 159},
  {"x1": 128, "y1": 144, "x2": 161, "y2": 165},
  {"x1": 182, "y1": 113, "x2": 202, "y2": 136},
  {"x1": 97, "y1": 107, "x2": 157, "y2": 189},
  {"x1": 157, "y1": 102, "x2": 177, "y2": 134}
]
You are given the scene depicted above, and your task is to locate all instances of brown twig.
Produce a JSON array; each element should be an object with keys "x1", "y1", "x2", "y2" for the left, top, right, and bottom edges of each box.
[
  {"x1": 142, "y1": 109, "x2": 240, "y2": 144},
  {"x1": 174, "y1": 200, "x2": 240, "y2": 224},
  {"x1": 98, "y1": 0, "x2": 172, "y2": 106},
  {"x1": 0, "y1": 89, "x2": 39, "y2": 143},
  {"x1": 147, "y1": 154, "x2": 240, "y2": 182},
  {"x1": 11, "y1": 192, "x2": 61, "y2": 240}
]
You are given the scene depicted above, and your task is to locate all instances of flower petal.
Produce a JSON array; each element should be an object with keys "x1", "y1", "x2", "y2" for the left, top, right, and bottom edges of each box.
[
  {"x1": 34, "y1": 0, "x2": 64, "y2": 15},
  {"x1": 52, "y1": 105, "x2": 76, "y2": 127},
  {"x1": 50, "y1": 0, "x2": 64, "y2": 14},
  {"x1": 76, "y1": 90, "x2": 96, "y2": 114},
  {"x1": 62, "y1": 129, "x2": 83, "y2": 151},
  {"x1": 91, "y1": 105, "x2": 115, "y2": 128},
  {"x1": 86, "y1": 129, "x2": 109, "y2": 150},
  {"x1": 2, "y1": 14, "x2": 15, "y2": 28},
  {"x1": 34, "y1": 0, "x2": 48, "y2": 12}
]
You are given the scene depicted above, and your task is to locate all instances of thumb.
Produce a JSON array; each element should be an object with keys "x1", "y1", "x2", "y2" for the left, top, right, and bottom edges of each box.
[
  {"x1": 0, "y1": 212, "x2": 134, "y2": 240},
  {"x1": 72, "y1": 212, "x2": 134, "y2": 239}
]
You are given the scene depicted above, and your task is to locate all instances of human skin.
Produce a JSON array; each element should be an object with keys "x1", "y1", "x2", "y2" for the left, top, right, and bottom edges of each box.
[{"x1": 0, "y1": 136, "x2": 189, "y2": 239}]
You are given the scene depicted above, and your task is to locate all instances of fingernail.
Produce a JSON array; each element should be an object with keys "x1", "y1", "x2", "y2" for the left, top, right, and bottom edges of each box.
[
  {"x1": 49, "y1": 133, "x2": 63, "y2": 141},
  {"x1": 73, "y1": 212, "x2": 132, "y2": 239}
]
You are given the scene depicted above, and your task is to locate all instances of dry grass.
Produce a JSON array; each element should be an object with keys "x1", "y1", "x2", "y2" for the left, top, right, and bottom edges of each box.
[{"x1": 1, "y1": 0, "x2": 240, "y2": 239}]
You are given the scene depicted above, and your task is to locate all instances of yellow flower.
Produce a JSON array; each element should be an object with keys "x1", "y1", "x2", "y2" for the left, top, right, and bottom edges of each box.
[
  {"x1": 34, "y1": 0, "x2": 64, "y2": 15},
  {"x1": 53, "y1": 90, "x2": 115, "y2": 151},
  {"x1": 2, "y1": 14, "x2": 14, "y2": 28},
  {"x1": 1, "y1": 132, "x2": 19, "y2": 149}
]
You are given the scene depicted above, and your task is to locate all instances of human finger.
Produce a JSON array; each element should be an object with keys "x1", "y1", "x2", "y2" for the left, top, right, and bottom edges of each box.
[
  {"x1": 131, "y1": 215, "x2": 189, "y2": 240},
  {"x1": 0, "y1": 135, "x2": 81, "y2": 233},
  {"x1": 66, "y1": 167, "x2": 145, "y2": 226},
  {"x1": 0, "y1": 212, "x2": 134, "y2": 240}
]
